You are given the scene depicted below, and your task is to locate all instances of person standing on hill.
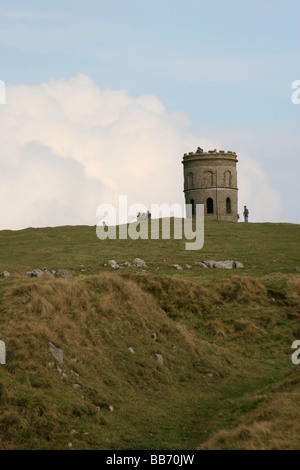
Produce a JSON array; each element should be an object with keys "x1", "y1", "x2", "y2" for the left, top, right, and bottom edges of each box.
[{"x1": 243, "y1": 206, "x2": 249, "y2": 222}]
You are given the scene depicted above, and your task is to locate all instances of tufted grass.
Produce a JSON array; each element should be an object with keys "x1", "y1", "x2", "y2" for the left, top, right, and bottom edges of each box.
[{"x1": 0, "y1": 220, "x2": 299, "y2": 449}]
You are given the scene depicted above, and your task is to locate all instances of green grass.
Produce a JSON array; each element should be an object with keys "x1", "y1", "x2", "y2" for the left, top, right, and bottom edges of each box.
[
  {"x1": 0, "y1": 220, "x2": 299, "y2": 449},
  {"x1": 0, "y1": 219, "x2": 299, "y2": 278}
]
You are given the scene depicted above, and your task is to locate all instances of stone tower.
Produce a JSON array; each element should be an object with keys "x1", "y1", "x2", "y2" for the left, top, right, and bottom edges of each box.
[{"x1": 182, "y1": 147, "x2": 238, "y2": 221}]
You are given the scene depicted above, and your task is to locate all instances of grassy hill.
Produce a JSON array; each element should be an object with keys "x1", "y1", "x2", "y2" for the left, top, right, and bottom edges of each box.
[{"x1": 0, "y1": 219, "x2": 299, "y2": 450}]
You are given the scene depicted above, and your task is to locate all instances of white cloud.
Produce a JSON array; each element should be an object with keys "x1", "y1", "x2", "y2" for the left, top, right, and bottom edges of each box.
[
  {"x1": 0, "y1": 73, "x2": 283, "y2": 230},
  {"x1": 237, "y1": 155, "x2": 282, "y2": 222}
]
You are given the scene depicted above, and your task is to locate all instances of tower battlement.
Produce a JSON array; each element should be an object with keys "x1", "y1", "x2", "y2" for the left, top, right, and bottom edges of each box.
[{"x1": 183, "y1": 149, "x2": 237, "y2": 157}]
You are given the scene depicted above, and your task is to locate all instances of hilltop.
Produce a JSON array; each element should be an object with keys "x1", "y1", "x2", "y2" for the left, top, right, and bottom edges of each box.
[{"x1": 0, "y1": 220, "x2": 299, "y2": 450}]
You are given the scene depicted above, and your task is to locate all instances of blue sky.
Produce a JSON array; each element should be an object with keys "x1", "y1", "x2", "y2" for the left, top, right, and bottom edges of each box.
[{"x1": 0, "y1": 0, "x2": 299, "y2": 227}]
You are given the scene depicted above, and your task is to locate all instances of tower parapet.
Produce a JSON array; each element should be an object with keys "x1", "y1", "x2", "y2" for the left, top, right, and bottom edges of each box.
[{"x1": 182, "y1": 148, "x2": 238, "y2": 221}]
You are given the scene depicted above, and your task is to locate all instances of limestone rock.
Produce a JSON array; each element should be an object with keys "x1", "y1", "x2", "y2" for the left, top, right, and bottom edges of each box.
[
  {"x1": 108, "y1": 260, "x2": 119, "y2": 269},
  {"x1": 54, "y1": 269, "x2": 70, "y2": 278},
  {"x1": 172, "y1": 264, "x2": 183, "y2": 270},
  {"x1": 214, "y1": 260, "x2": 233, "y2": 269},
  {"x1": 155, "y1": 353, "x2": 164, "y2": 365},
  {"x1": 3, "y1": 271, "x2": 10, "y2": 278},
  {"x1": 133, "y1": 258, "x2": 146, "y2": 267},
  {"x1": 151, "y1": 331, "x2": 158, "y2": 341},
  {"x1": 41, "y1": 267, "x2": 52, "y2": 274},
  {"x1": 27, "y1": 268, "x2": 44, "y2": 277},
  {"x1": 235, "y1": 261, "x2": 244, "y2": 269},
  {"x1": 195, "y1": 262, "x2": 208, "y2": 268},
  {"x1": 203, "y1": 260, "x2": 235, "y2": 269},
  {"x1": 185, "y1": 264, "x2": 192, "y2": 269},
  {"x1": 204, "y1": 260, "x2": 216, "y2": 268},
  {"x1": 0, "y1": 341, "x2": 6, "y2": 365},
  {"x1": 49, "y1": 341, "x2": 64, "y2": 363}
]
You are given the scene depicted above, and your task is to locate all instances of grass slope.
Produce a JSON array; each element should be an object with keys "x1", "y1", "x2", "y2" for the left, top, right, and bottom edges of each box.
[{"x1": 0, "y1": 220, "x2": 299, "y2": 449}]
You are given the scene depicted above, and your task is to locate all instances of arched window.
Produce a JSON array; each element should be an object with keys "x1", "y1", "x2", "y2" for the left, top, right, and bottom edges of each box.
[
  {"x1": 185, "y1": 172, "x2": 194, "y2": 189},
  {"x1": 204, "y1": 170, "x2": 213, "y2": 187},
  {"x1": 207, "y1": 197, "x2": 214, "y2": 214},
  {"x1": 226, "y1": 197, "x2": 231, "y2": 214},
  {"x1": 223, "y1": 170, "x2": 232, "y2": 187}
]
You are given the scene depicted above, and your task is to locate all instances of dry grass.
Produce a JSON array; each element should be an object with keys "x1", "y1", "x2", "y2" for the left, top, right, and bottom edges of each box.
[
  {"x1": 199, "y1": 372, "x2": 300, "y2": 450},
  {"x1": 0, "y1": 267, "x2": 299, "y2": 449},
  {"x1": 216, "y1": 276, "x2": 267, "y2": 304}
]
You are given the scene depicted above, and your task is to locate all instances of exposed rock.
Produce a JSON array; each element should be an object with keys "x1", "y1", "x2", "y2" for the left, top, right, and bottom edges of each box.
[
  {"x1": 195, "y1": 262, "x2": 208, "y2": 268},
  {"x1": 56, "y1": 364, "x2": 67, "y2": 378},
  {"x1": 27, "y1": 268, "x2": 44, "y2": 277},
  {"x1": 128, "y1": 347, "x2": 135, "y2": 354},
  {"x1": 3, "y1": 271, "x2": 10, "y2": 278},
  {"x1": 0, "y1": 340, "x2": 6, "y2": 365},
  {"x1": 203, "y1": 260, "x2": 239, "y2": 269},
  {"x1": 234, "y1": 261, "x2": 244, "y2": 269},
  {"x1": 54, "y1": 269, "x2": 70, "y2": 278},
  {"x1": 72, "y1": 383, "x2": 81, "y2": 389},
  {"x1": 172, "y1": 346, "x2": 178, "y2": 353},
  {"x1": 151, "y1": 331, "x2": 158, "y2": 341},
  {"x1": 185, "y1": 264, "x2": 192, "y2": 269},
  {"x1": 41, "y1": 267, "x2": 52, "y2": 274},
  {"x1": 133, "y1": 258, "x2": 146, "y2": 267},
  {"x1": 108, "y1": 260, "x2": 119, "y2": 269},
  {"x1": 49, "y1": 341, "x2": 64, "y2": 363},
  {"x1": 119, "y1": 261, "x2": 131, "y2": 267},
  {"x1": 203, "y1": 260, "x2": 216, "y2": 268},
  {"x1": 109, "y1": 405, "x2": 114, "y2": 412},
  {"x1": 214, "y1": 260, "x2": 233, "y2": 269},
  {"x1": 155, "y1": 353, "x2": 164, "y2": 365},
  {"x1": 296, "y1": 266, "x2": 300, "y2": 272},
  {"x1": 26, "y1": 267, "x2": 70, "y2": 278},
  {"x1": 172, "y1": 264, "x2": 183, "y2": 270}
]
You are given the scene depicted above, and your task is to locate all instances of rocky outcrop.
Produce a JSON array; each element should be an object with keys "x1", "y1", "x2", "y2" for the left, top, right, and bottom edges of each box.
[
  {"x1": 133, "y1": 258, "x2": 146, "y2": 267},
  {"x1": 26, "y1": 268, "x2": 70, "y2": 278}
]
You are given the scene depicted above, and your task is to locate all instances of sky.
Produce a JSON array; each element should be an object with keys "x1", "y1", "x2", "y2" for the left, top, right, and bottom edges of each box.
[{"x1": 0, "y1": 0, "x2": 299, "y2": 229}]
